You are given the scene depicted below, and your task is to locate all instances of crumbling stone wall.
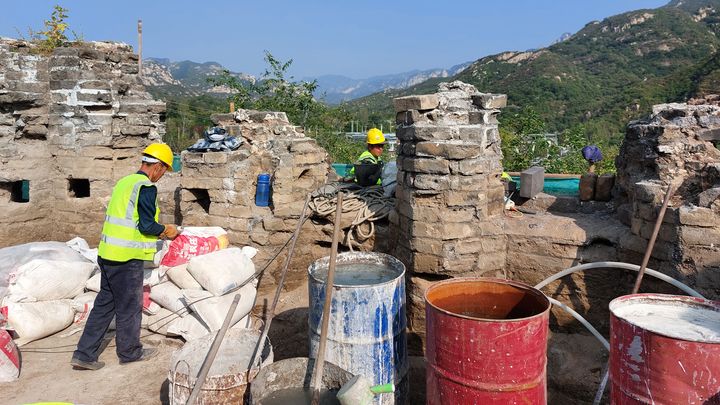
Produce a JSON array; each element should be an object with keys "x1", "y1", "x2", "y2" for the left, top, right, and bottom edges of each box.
[
  {"x1": 179, "y1": 110, "x2": 330, "y2": 289},
  {"x1": 388, "y1": 81, "x2": 508, "y2": 353},
  {"x1": 615, "y1": 101, "x2": 720, "y2": 299},
  {"x1": 0, "y1": 38, "x2": 167, "y2": 246}
]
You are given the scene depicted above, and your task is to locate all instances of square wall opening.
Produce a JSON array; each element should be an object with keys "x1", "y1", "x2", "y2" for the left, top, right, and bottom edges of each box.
[
  {"x1": 1, "y1": 180, "x2": 30, "y2": 203},
  {"x1": 68, "y1": 178, "x2": 91, "y2": 198},
  {"x1": 188, "y1": 188, "x2": 211, "y2": 214}
]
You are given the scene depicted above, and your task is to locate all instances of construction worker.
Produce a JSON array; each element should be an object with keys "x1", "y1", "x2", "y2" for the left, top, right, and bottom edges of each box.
[
  {"x1": 71, "y1": 143, "x2": 179, "y2": 370},
  {"x1": 348, "y1": 128, "x2": 385, "y2": 186}
]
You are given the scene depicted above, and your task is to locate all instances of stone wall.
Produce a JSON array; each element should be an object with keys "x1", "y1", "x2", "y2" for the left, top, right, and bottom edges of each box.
[
  {"x1": 388, "y1": 81, "x2": 508, "y2": 352},
  {"x1": 179, "y1": 110, "x2": 330, "y2": 289},
  {"x1": 615, "y1": 101, "x2": 720, "y2": 299},
  {"x1": 0, "y1": 38, "x2": 167, "y2": 247}
]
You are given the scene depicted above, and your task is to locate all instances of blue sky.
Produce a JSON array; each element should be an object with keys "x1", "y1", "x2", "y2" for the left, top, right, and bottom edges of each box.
[{"x1": 2, "y1": 1, "x2": 668, "y2": 78}]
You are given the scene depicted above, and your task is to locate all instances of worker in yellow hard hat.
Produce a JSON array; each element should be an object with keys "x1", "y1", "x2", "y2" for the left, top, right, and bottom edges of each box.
[
  {"x1": 347, "y1": 128, "x2": 385, "y2": 186},
  {"x1": 71, "y1": 143, "x2": 179, "y2": 370}
]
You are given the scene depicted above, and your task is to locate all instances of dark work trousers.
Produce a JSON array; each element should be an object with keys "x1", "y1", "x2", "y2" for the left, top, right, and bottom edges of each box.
[{"x1": 73, "y1": 258, "x2": 144, "y2": 363}]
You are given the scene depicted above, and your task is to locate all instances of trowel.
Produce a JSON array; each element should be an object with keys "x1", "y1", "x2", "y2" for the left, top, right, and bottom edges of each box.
[{"x1": 336, "y1": 375, "x2": 394, "y2": 405}]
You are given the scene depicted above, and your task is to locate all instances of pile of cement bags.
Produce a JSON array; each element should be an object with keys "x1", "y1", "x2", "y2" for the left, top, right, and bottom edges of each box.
[
  {"x1": 0, "y1": 238, "x2": 98, "y2": 346},
  {"x1": 0, "y1": 228, "x2": 259, "y2": 348}
]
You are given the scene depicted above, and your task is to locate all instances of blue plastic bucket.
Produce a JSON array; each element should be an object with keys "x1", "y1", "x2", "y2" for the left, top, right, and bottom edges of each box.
[
  {"x1": 308, "y1": 252, "x2": 408, "y2": 404},
  {"x1": 255, "y1": 173, "x2": 271, "y2": 207}
]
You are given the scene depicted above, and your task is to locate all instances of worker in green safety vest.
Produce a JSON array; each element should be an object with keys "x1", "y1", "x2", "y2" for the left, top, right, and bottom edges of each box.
[
  {"x1": 347, "y1": 128, "x2": 385, "y2": 186},
  {"x1": 71, "y1": 143, "x2": 179, "y2": 370}
]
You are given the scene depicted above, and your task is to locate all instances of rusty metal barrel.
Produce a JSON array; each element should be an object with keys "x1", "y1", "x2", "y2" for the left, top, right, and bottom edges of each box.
[
  {"x1": 609, "y1": 294, "x2": 720, "y2": 404},
  {"x1": 425, "y1": 277, "x2": 550, "y2": 404}
]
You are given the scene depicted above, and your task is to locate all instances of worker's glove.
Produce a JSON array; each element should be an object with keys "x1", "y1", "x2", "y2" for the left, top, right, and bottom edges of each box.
[{"x1": 160, "y1": 224, "x2": 180, "y2": 240}]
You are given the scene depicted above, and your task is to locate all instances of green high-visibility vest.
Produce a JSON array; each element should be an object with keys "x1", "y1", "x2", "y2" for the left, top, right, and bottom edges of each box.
[
  {"x1": 349, "y1": 151, "x2": 383, "y2": 185},
  {"x1": 97, "y1": 173, "x2": 160, "y2": 262}
]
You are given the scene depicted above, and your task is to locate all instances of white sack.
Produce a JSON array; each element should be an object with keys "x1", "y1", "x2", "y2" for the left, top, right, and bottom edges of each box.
[
  {"x1": 382, "y1": 161, "x2": 398, "y2": 198},
  {"x1": 85, "y1": 272, "x2": 101, "y2": 292},
  {"x1": 143, "y1": 307, "x2": 182, "y2": 336},
  {"x1": 5, "y1": 259, "x2": 96, "y2": 303},
  {"x1": 3, "y1": 300, "x2": 75, "y2": 346},
  {"x1": 143, "y1": 300, "x2": 161, "y2": 315},
  {"x1": 167, "y1": 313, "x2": 210, "y2": 341},
  {"x1": 0, "y1": 329, "x2": 20, "y2": 382},
  {"x1": 182, "y1": 285, "x2": 256, "y2": 331},
  {"x1": 187, "y1": 248, "x2": 255, "y2": 296},
  {"x1": 150, "y1": 282, "x2": 188, "y2": 315},
  {"x1": 72, "y1": 291, "x2": 98, "y2": 324},
  {"x1": 0, "y1": 241, "x2": 90, "y2": 300},
  {"x1": 165, "y1": 264, "x2": 203, "y2": 290},
  {"x1": 66, "y1": 237, "x2": 98, "y2": 265}
]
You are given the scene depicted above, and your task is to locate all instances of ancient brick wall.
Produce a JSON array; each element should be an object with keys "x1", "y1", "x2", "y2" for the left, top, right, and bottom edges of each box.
[
  {"x1": 179, "y1": 110, "x2": 331, "y2": 289},
  {"x1": 388, "y1": 81, "x2": 508, "y2": 352},
  {"x1": 615, "y1": 101, "x2": 720, "y2": 299},
  {"x1": 0, "y1": 39, "x2": 166, "y2": 246}
]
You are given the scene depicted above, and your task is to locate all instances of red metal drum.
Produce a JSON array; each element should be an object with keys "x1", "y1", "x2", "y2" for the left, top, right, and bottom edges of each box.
[
  {"x1": 425, "y1": 277, "x2": 550, "y2": 405},
  {"x1": 610, "y1": 294, "x2": 720, "y2": 404}
]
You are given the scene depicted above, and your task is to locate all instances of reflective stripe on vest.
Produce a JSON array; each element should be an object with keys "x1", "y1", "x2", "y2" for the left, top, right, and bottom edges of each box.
[{"x1": 97, "y1": 174, "x2": 160, "y2": 262}]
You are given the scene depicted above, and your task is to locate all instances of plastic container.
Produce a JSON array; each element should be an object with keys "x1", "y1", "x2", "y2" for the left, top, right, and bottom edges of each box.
[{"x1": 255, "y1": 173, "x2": 271, "y2": 207}]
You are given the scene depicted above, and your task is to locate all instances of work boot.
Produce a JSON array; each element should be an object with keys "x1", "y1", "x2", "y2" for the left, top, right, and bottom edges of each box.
[
  {"x1": 120, "y1": 347, "x2": 158, "y2": 364},
  {"x1": 71, "y1": 357, "x2": 105, "y2": 370}
]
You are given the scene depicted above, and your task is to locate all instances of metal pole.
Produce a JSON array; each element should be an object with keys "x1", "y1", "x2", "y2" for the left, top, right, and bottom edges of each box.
[
  {"x1": 311, "y1": 192, "x2": 344, "y2": 404},
  {"x1": 137, "y1": 20, "x2": 143, "y2": 76},
  {"x1": 186, "y1": 294, "x2": 241, "y2": 405},
  {"x1": 249, "y1": 194, "x2": 311, "y2": 370}
]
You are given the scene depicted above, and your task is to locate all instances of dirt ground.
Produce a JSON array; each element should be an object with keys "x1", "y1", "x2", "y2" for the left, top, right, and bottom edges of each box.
[
  {"x1": 1, "y1": 276, "x2": 603, "y2": 404},
  {"x1": 0, "y1": 279, "x2": 312, "y2": 404}
]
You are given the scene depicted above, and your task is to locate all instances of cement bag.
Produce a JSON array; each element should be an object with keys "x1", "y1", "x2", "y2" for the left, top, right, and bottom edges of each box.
[
  {"x1": 160, "y1": 227, "x2": 229, "y2": 267},
  {"x1": 382, "y1": 161, "x2": 398, "y2": 197},
  {"x1": 66, "y1": 237, "x2": 98, "y2": 265},
  {"x1": 85, "y1": 272, "x2": 101, "y2": 292},
  {"x1": 0, "y1": 241, "x2": 89, "y2": 300},
  {"x1": 150, "y1": 282, "x2": 189, "y2": 315},
  {"x1": 1, "y1": 300, "x2": 75, "y2": 346},
  {"x1": 165, "y1": 264, "x2": 203, "y2": 290},
  {"x1": 187, "y1": 248, "x2": 255, "y2": 296},
  {"x1": 0, "y1": 329, "x2": 20, "y2": 382},
  {"x1": 143, "y1": 268, "x2": 164, "y2": 287},
  {"x1": 72, "y1": 291, "x2": 98, "y2": 324},
  {"x1": 5, "y1": 259, "x2": 96, "y2": 303},
  {"x1": 182, "y1": 285, "x2": 256, "y2": 331},
  {"x1": 167, "y1": 313, "x2": 210, "y2": 341},
  {"x1": 143, "y1": 308, "x2": 181, "y2": 336}
]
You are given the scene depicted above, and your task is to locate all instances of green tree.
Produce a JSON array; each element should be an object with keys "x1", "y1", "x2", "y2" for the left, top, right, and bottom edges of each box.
[{"x1": 209, "y1": 51, "x2": 362, "y2": 163}]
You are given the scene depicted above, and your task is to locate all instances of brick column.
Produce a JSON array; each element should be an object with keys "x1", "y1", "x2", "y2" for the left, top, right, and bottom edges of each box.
[{"x1": 389, "y1": 81, "x2": 508, "y2": 353}]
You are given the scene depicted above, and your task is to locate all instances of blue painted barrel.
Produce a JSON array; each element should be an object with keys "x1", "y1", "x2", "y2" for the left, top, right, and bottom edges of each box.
[
  {"x1": 255, "y1": 173, "x2": 271, "y2": 207},
  {"x1": 308, "y1": 252, "x2": 408, "y2": 405}
]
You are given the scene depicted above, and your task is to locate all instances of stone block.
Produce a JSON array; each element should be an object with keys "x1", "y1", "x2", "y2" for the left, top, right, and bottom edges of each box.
[
  {"x1": 289, "y1": 139, "x2": 319, "y2": 153},
  {"x1": 449, "y1": 175, "x2": 488, "y2": 191},
  {"x1": 412, "y1": 174, "x2": 450, "y2": 191},
  {"x1": 579, "y1": 173, "x2": 597, "y2": 201},
  {"x1": 678, "y1": 206, "x2": 720, "y2": 227},
  {"x1": 520, "y1": 166, "x2": 545, "y2": 199},
  {"x1": 633, "y1": 181, "x2": 664, "y2": 204},
  {"x1": 468, "y1": 110, "x2": 500, "y2": 125},
  {"x1": 682, "y1": 226, "x2": 720, "y2": 246},
  {"x1": 397, "y1": 125, "x2": 456, "y2": 142},
  {"x1": 402, "y1": 157, "x2": 450, "y2": 174},
  {"x1": 294, "y1": 152, "x2": 326, "y2": 165},
  {"x1": 181, "y1": 177, "x2": 224, "y2": 190},
  {"x1": 119, "y1": 125, "x2": 151, "y2": 136},
  {"x1": 396, "y1": 110, "x2": 425, "y2": 126},
  {"x1": 471, "y1": 93, "x2": 507, "y2": 109},
  {"x1": 203, "y1": 152, "x2": 229, "y2": 164},
  {"x1": 594, "y1": 174, "x2": 614, "y2": 201},
  {"x1": 415, "y1": 141, "x2": 482, "y2": 160},
  {"x1": 393, "y1": 94, "x2": 439, "y2": 113},
  {"x1": 445, "y1": 190, "x2": 485, "y2": 207},
  {"x1": 698, "y1": 187, "x2": 720, "y2": 208}
]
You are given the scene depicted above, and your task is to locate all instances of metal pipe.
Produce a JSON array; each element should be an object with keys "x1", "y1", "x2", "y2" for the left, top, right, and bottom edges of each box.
[
  {"x1": 186, "y1": 294, "x2": 241, "y2": 405},
  {"x1": 311, "y1": 192, "x2": 344, "y2": 404}
]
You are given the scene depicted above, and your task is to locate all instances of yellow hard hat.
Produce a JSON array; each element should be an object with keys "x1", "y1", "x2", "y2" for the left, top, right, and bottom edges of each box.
[
  {"x1": 142, "y1": 143, "x2": 174, "y2": 171},
  {"x1": 366, "y1": 128, "x2": 386, "y2": 145}
]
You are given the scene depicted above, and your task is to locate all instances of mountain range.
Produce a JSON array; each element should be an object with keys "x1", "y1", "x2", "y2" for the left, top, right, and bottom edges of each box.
[
  {"x1": 346, "y1": 0, "x2": 720, "y2": 140},
  {"x1": 141, "y1": 57, "x2": 470, "y2": 103}
]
